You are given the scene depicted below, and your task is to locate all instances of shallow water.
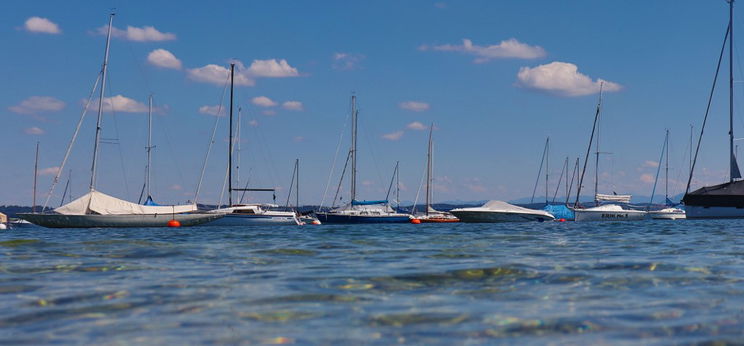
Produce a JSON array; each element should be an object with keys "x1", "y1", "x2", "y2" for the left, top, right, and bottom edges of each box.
[{"x1": 1, "y1": 221, "x2": 743, "y2": 344}]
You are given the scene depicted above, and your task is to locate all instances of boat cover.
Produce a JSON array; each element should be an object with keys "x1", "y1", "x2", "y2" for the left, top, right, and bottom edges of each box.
[
  {"x1": 543, "y1": 204, "x2": 575, "y2": 219},
  {"x1": 351, "y1": 200, "x2": 388, "y2": 206},
  {"x1": 481, "y1": 200, "x2": 544, "y2": 213},
  {"x1": 595, "y1": 193, "x2": 631, "y2": 203},
  {"x1": 683, "y1": 180, "x2": 744, "y2": 207},
  {"x1": 55, "y1": 190, "x2": 197, "y2": 215}
]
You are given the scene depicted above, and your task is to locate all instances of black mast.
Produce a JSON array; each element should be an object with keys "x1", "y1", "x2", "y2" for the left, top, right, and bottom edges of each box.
[{"x1": 228, "y1": 63, "x2": 235, "y2": 206}]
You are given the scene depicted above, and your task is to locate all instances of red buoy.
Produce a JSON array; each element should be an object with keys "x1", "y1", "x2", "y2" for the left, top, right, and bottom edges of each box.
[
  {"x1": 167, "y1": 219, "x2": 181, "y2": 227},
  {"x1": 558, "y1": 218, "x2": 566, "y2": 222},
  {"x1": 410, "y1": 219, "x2": 421, "y2": 224},
  {"x1": 311, "y1": 220, "x2": 321, "y2": 225}
]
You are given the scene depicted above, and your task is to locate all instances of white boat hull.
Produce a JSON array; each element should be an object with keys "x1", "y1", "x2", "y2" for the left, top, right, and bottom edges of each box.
[
  {"x1": 647, "y1": 209, "x2": 686, "y2": 220},
  {"x1": 205, "y1": 213, "x2": 299, "y2": 226},
  {"x1": 18, "y1": 213, "x2": 223, "y2": 228},
  {"x1": 684, "y1": 206, "x2": 744, "y2": 219},
  {"x1": 574, "y1": 209, "x2": 647, "y2": 222},
  {"x1": 449, "y1": 210, "x2": 553, "y2": 223}
]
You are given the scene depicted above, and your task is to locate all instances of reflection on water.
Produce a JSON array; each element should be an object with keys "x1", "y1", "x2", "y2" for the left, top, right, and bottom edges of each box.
[{"x1": 1, "y1": 221, "x2": 743, "y2": 343}]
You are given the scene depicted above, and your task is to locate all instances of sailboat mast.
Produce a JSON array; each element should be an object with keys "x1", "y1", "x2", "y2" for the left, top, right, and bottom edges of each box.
[
  {"x1": 350, "y1": 95, "x2": 357, "y2": 202},
  {"x1": 546, "y1": 137, "x2": 549, "y2": 204},
  {"x1": 730, "y1": 0, "x2": 739, "y2": 182},
  {"x1": 665, "y1": 129, "x2": 669, "y2": 202},
  {"x1": 33, "y1": 142, "x2": 39, "y2": 213},
  {"x1": 296, "y1": 159, "x2": 300, "y2": 209},
  {"x1": 594, "y1": 87, "x2": 603, "y2": 205},
  {"x1": 574, "y1": 83, "x2": 603, "y2": 207},
  {"x1": 237, "y1": 106, "x2": 242, "y2": 191},
  {"x1": 89, "y1": 13, "x2": 114, "y2": 191},
  {"x1": 146, "y1": 94, "x2": 153, "y2": 199},
  {"x1": 228, "y1": 63, "x2": 235, "y2": 206},
  {"x1": 426, "y1": 124, "x2": 433, "y2": 215}
]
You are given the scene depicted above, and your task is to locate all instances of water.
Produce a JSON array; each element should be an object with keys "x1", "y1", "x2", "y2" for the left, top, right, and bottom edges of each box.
[{"x1": 1, "y1": 221, "x2": 743, "y2": 344}]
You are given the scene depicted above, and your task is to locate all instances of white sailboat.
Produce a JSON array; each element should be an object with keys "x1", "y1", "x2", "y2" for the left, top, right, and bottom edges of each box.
[
  {"x1": 573, "y1": 85, "x2": 646, "y2": 222},
  {"x1": 411, "y1": 124, "x2": 459, "y2": 223},
  {"x1": 19, "y1": 14, "x2": 221, "y2": 228},
  {"x1": 647, "y1": 130, "x2": 686, "y2": 220},
  {"x1": 204, "y1": 63, "x2": 300, "y2": 226}
]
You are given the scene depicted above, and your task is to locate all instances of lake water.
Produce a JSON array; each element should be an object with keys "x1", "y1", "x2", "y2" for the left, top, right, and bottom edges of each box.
[{"x1": 1, "y1": 221, "x2": 743, "y2": 344}]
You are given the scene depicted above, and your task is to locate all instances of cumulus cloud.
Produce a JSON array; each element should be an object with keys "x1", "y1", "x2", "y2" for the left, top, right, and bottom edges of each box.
[
  {"x1": 98, "y1": 25, "x2": 176, "y2": 42},
  {"x1": 406, "y1": 121, "x2": 427, "y2": 130},
  {"x1": 252, "y1": 96, "x2": 277, "y2": 107},
  {"x1": 187, "y1": 59, "x2": 301, "y2": 87},
  {"x1": 24, "y1": 17, "x2": 61, "y2": 34},
  {"x1": 282, "y1": 101, "x2": 304, "y2": 111},
  {"x1": 399, "y1": 101, "x2": 430, "y2": 112},
  {"x1": 421, "y1": 38, "x2": 545, "y2": 63},
  {"x1": 24, "y1": 127, "x2": 45, "y2": 135},
  {"x1": 198, "y1": 105, "x2": 223, "y2": 116},
  {"x1": 640, "y1": 173, "x2": 655, "y2": 183},
  {"x1": 39, "y1": 166, "x2": 60, "y2": 176},
  {"x1": 382, "y1": 130, "x2": 404, "y2": 141},
  {"x1": 333, "y1": 52, "x2": 365, "y2": 70},
  {"x1": 87, "y1": 95, "x2": 150, "y2": 113},
  {"x1": 246, "y1": 59, "x2": 299, "y2": 77},
  {"x1": 187, "y1": 64, "x2": 255, "y2": 86},
  {"x1": 516, "y1": 61, "x2": 622, "y2": 97},
  {"x1": 147, "y1": 49, "x2": 181, "y2": 69},
  {"x1": 9, "y1": 96, "x2": 65, "y2": 115},
  {"x1": 643, "y1": 160, "x2": 660, "y2": 168}
]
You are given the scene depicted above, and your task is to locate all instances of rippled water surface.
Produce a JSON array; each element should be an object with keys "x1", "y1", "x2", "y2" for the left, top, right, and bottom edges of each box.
[{"x1": 1, "y1": 220, "x2": 744, "y2": 344}]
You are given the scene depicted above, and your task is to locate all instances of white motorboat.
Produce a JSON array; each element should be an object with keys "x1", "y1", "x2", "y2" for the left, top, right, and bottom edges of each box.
[
  {"x1": 647, "y1": 207, "x2": 686, "y2": 220},
  {"x1": 449, "y1": 200, "x2": 554, "y2": 223},
  {"x1": 573, "y1": 204, "x2": 647, "y2": 222},
  {"x1": 206, "y1": 204, "x2": 300, "y2": 226}
]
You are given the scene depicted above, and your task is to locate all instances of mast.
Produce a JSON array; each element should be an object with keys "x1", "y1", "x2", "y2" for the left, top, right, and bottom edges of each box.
[
  {"x1": 665, "y1": 129, "x2": 670, "y2": 203},
  {"x1": 228, "y1": 63, "x2": 235, "y2": 206},
  {"x1": 594, "y1": 105, "x2": 601, "y2": 205},
  {"x1": 145, "y1": 94, "x2": 153, "y2": 200},
  {"x1": 350, "y1": 95, "x2": 357, "y2": 202},
  {"x1": 237, "y1": 106, "x2": 242, "y2": 192},
  {"x1": 574, "y1": 83, "x2": 603, "y2": 207},
  {"x1": 546, "y1": 137, "x2": 549, "y2": 204},
  {"x1": 89, "y1": 13, "x2": 114, "y2": 191},
  {"x1": 731, "y1": 0, "x2": 739, "y2": 182},
  {"x1": 426, "y1": 124, "x2": 433, "y2": 215},
  {"x1": 33, "y1": 142, "x2": 39, "y2": 213},
  {"x1": 296, "y1": 159, "x2": 300, "y2": 209}
]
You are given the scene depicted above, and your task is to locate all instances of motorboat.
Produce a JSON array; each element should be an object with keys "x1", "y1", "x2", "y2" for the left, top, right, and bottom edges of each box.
[
  {"x1": 573, "y1": 204, "x2": 647, "y2": 222},
  {"x1": 449, "y1": 200, "x2": 554, "y2": 223},
  {"x1": 205, "y1": 204, "x2": 300, "y2": 225},
  {"x1": 647, "y1": 207, "x2": 686, "y2": 220}
]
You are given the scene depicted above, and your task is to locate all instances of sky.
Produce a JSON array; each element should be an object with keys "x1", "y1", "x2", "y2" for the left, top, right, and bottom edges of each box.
[{"x1": 1, "y1": 0, "x2": 743, "y2": 207}]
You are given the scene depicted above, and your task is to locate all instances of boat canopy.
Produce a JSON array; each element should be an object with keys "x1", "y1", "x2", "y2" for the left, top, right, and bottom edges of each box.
[
  {"x1": 351, "y1": 199, "x2": 388, "y2": 206},
  {"x1": 55, "y1": 190, "x2": 197, "y2": 215},
  {"x1": 683, "y1": 180, "x2": 744, "y2": 207},
  {"x1": 543, "y1": 204, "x2": 575, "y2": 220},
  {"x1": 595, "y1": 193, "x2": 631, "y2": 203}
]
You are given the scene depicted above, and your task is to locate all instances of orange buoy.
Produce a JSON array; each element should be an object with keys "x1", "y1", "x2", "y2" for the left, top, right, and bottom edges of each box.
[
  {"x1": 167, "y1": 219, "x2": 181, "y2": 227},
  {"x1": 311, "y1": 220, "x2": 321, "y2": 225},
  {"x1": 558, "y1": 218, "x2": 566, "y2": 222},
  {"x1": 410, "y1": 219, "x2": 421, "y2": 224}
]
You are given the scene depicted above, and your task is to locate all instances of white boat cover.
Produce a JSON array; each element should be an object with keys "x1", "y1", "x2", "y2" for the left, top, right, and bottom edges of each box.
[
  {"x1": 54, "y1": 190, "x2": 197, "y2": 215},
  {"x1": 480, "y1": 200, "x2": 545, "y2": 214},
  {"x1": 595, "y1": 193, "x2": 631, "y2": 203}
]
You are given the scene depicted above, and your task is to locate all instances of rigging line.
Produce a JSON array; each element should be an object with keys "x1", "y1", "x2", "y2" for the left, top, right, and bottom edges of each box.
[
  {"x1": 552, "y1": 157, "x2": 568, "y2": 203},
  {"x1": 285, "y1": 160, "x2": 297, "y2": 208},
  {"x1": 238, "y1": 172, "x2": 252, "y2": 204},
  {"x1": 104, "y1": 74, "x2": 131, "y2": 199},
  {"x1": 218, "y1": 118, "x2": 241, "y2": 207},
  {"x1": 687, "y1": 24, "x2": 730, "y2": 195},
  {"x1": 319, "y1": 100, "x2": 352, "y2": 209},
  {"x1": 332, "y1": 150, "x2": 352, "y2": 209},
  {"x1": 574, "y1": 83, "x2": 604, "y2": 208},
  {"x1": 156, "y1": 98, "x2": 187, "y2": 200},
  {"x1": 194, "y1": 71, "x2": 230, "y2": 204},
  {"x1": 385, "y1": 162, "x2": 398, "y2": 201},
  {"x1": 359, "y1": 111, "x2": 386, "y2": 190},
  {"x1": 648, "y1": 131, "x2": 668, "y2": 209},
  {"x1": 530, "y1": 138, "x2": 548, "y2": 204},
  {"x1": 410, "y1": 149, "x2": 428, "y2": 214},
  {"x1": 42, "y1": 72, "x2": 102, "y2": 211}
]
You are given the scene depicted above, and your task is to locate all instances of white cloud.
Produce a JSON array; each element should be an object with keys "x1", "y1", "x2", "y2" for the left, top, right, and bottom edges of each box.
[
  {"x1": 399, "y1": 101, "x2": 430, "y2": 112},
  {"x1": 640, "y1": 173, "x2": 655, "y2": 183},
  {"x1": 24, "y1": 17, "x2": 61, "y2": 34},
  {"x1": 406, "y1": 121, "x2": 427, "y2": 130},
  {"x1": 333, "y1": 52, "x2": 365, "y2": 70},
  {"x1": 9, "y1": 96, "x2": 65, "y2": 115},
  {"x1": 98, "y1": 25, "x2": 176, "y2": 42},
  {"x1": 39, "y1": 166, "x2": 60, "y2": 176},
  {"x1": 251, "y1": 96, "x2": 277, "y2": 107},
  {"x1": 187, "y1": 64, "x2": 255, "y2": 86},
  {"x1": 516, "y1": 61, "x2": 622, "y2": 97},
  {"x1": 282, "y1": 101, "x2": 304, "y2": 111},
  {"x1": 422, "y1": 38, "x2": 545, "y2": 63},
  {"x1": 87, "y1": 95, "x2": 150, "y2": 113},
  {"x1": 198, "y1": 105, "x2": 223, "y2": 116},
  {"x1": 147, "y1": 49, "x2": 181, "y2": 69},
  {"x1": 643, "y1": 160, "x2": 660, "y2": 168},
  {"x1": 246, "y1": 59, "x2": 299, "y2": 77},
  {"x1": 249, "y1": 119, "x2": 259, "y2": 127},
  {"x1": 382, "y1": 130, "x2": 404, "y2": 141},
  {"x1": 24, "y1": 127, "x2": 45, "y2": 135}
]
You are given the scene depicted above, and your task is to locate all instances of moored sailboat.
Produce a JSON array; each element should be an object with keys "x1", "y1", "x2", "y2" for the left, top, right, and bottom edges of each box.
[
  {"x1": 647, "y1": 130, "x2": 686, "y2": 220},
  {"x1": 411, "y1": 124, "x2": 459, "y2": 223}
]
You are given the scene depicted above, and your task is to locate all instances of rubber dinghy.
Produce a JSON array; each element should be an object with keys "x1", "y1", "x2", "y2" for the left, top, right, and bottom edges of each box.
[{"x1": 449, "y1": 200, "x2": 554, "y2": 223}]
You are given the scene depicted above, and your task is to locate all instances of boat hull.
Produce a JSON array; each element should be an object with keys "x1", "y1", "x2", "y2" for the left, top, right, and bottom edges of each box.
[
  {"x1": 315, "y1": 213, "x2": 410, "y2": 224},
  {"x1": 449, "y1": 211, "x2": 553, "y2": 223},
  {"x1": 574, "y1": 209, "x2": 646, "y2": 222},
  {"x1": 204, "y1": 213, "x2": 299, "y2": 226},
  {"x1": 418, "y1": 217, "x2": 460, "y2": 223},
  {"x1": 18, "y1": 213, "x2": 223, "y2": 228},
  {"x1": 683, "y1": 206, "x2": 744, "y2": 219},
  {"x1": 647, "y1": 211, "x2": 687, "y2": 220}
]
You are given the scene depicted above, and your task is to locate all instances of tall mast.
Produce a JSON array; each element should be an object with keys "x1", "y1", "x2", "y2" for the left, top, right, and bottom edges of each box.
[
  {"x1": 426, "y1": 124, "x2": 433, "y2": 215},
  {"x1": 89, "y1": 13, "x2": 114, "y2": 191},
  {"x1": 546, "y1": 137, "x2": 550, "y2": 204},
  {"x1": 228, "y1": 63, "x2": 235, "y2": 206},
  {"x1": 236, "y1": 106, "x2": 242, "y2": 191},
  {"x1": 350, "y1": 95, "x2": 357, "y2": 202},
  {"x1": 145, "y1": 94, "x2": 153, "y2": 200},
  {"x1": 594, "y1": 87, "x2": 604, "y2": 205},
  {"x1": 574, "y1": 83, "x2": 603, "y2": 207},
  {"x1": 33, "y1": 142, "x2": 39, "y2": 213},
  {"x1": 296, "y1": 159, "x2": 300, "y2": 209},
  {"x1": 731, "y1": 0, "x2": 738, "y2": 182},
  {"x1": 665, "y1": 129, "x2": 670, "y2": 202}
]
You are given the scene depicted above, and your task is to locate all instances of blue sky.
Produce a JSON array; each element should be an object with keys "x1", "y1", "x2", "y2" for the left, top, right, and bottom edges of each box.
[{"x1": 1, "y1": 0, "x2": 742, "y2": 206}]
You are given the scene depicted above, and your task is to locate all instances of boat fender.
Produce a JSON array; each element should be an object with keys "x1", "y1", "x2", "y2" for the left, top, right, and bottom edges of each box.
[
  {"x1": 311, "y1": 220, "x2": 321, "y2": 225},
  {"x1": 167, "y1": 219, "x2": 181, "y2": 227},
  {"x1": 410, "y1": 219, "x2": 421, "y2": 224}
]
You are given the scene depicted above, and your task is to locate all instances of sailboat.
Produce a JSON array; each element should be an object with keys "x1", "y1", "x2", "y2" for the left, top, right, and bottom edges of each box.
[
  {"x1": 204, "y1": 63, "x2": 300, "y2": 226},
  {"x1": 573, "y1": 85, "x2": 646, "y2": 222},
  {"x1": 683, "y1": 0, "x2": 744, "y2": 218},
  {"x1": 411, "y1": 124, "x2": 459, "y2": 223},
  {"x1": 19, "y1": 14, "x2": 221, "y2": 228},
  {"x1": 647, "y1": 130, "x2": 686, "y2": 220},
  {"x1": 315, "y1": 96, "x2": 411, "y2": 223}
]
